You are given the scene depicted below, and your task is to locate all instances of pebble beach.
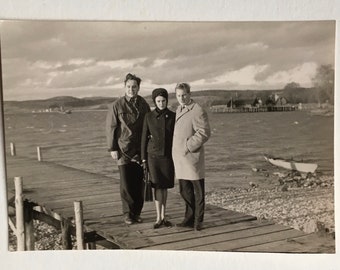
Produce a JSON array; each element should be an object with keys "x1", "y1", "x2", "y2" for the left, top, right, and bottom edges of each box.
[
  {"x1": 206, "y1": 180, "x2": 334, "y2": 235},
  {"x1": 207, "y1": 168, "x2": 334, "y2": 235}
]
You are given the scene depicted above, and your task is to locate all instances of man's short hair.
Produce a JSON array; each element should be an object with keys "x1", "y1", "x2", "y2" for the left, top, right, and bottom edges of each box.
[
  {"x1": 124, "y1": 73, "x2": 142, "y2": 87},
  {"x1": 175, "y1": 82, "x2": 191, "y2": 93}
]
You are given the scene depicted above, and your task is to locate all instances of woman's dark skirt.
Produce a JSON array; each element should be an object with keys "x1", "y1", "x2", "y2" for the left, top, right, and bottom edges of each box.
[{"x1": 148, "y1": 155, "x2": 175, "y2": 189}]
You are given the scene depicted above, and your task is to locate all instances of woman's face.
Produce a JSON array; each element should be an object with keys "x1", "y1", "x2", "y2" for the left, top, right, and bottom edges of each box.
[
  {"x1": 155, "y1": 96, "x2": 167, "y2": 110},
  {"x1": 125, "y1": 79, "x2": 139, "y2": 98}
]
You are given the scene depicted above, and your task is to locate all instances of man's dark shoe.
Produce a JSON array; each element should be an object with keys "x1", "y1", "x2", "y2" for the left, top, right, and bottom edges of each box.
[
  {"x1": 124, "y1": 215, "x2": 133, "y2": 225},
  {"x1": 176, "y1": 221, "x2": 194, "y2": 228},
  {"x1": 133, "y1": 215, "x2": 143, "y2": 223},
  {"x1": 194, "y1": 222, "x2": 203, "y2": 231}
]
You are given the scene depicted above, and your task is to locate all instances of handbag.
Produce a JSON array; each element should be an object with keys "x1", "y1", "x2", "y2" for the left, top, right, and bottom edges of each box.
[{"x1": 143, "y1": 165, "x2": 153, "y2": 202}]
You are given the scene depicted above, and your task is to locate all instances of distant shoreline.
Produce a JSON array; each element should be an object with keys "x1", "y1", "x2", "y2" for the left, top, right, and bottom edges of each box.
[{"x1": 3, "y1": 102, "x2": 334, "y2": 115}]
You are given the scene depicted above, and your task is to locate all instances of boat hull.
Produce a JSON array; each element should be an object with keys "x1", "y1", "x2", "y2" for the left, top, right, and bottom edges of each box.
[{"x1": 264, "y1": 156, "x2": 318, "y2": 173}]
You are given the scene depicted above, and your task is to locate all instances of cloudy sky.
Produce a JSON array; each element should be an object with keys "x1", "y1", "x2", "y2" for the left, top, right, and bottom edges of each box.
[{"x1": 0, "y1": 20, "x2": 335, "y2": 101}]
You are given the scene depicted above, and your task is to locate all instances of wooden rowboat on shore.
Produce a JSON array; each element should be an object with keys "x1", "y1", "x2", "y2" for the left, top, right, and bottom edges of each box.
[{"x1": 264, "y1": 156, "x2": 318, "y2": 173}]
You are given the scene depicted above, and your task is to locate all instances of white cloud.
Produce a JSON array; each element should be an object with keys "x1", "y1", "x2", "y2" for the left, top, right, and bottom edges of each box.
[
  {"x1": 152, "y1": 59, "x2": 169, "y2": 67},
  {"x1": 265, "y1": 62, "x2": 318, "y2": 88},
  {"x1": 68, "y1": 58, "x2": 95, "y2": 66},
  {"x1": 189, "y1": 62, "x2": 318, "y2": 90},
  {"x1": 223, "y1": 65, "x2": 269, "y2": 86},
  {"x1": 97, "y1": 58, "x2": 147, "y2": 69},
  {"x1": 32, "y1": 61, "x2": 63, "y2": 69},
  {"x1": 192, "y1": 65, "x2": 269, "y2": 89},
  {"x1": 236, "y1": 42, "x2": 269, "y2": 51}
]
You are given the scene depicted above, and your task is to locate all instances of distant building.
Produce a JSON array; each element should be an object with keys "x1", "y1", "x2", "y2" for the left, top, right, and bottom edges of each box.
[{"x1": 252, "y1": 97, "x2": 263, "y2": 107}]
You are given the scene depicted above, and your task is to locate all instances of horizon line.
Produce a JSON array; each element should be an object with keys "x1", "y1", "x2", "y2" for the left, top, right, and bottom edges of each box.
[{"x1": 2, "y1": 87, "x2": 313, "y2": 102}]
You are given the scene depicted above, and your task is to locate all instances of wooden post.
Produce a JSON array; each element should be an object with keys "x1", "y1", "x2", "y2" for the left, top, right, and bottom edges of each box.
[
  {"x1": 84, "y1": 231, "x2": 97, "y2": 250},
  {"x1": 10, "y1": 142, "x2": 16, "y2": 156},
  {"x1": 14, "y1": 176, "x2": 25, "y2": 251},
  {"x1": 8, "y1": 216, "x2": 17, "y2": 234},
  {"x1": 37, "y1": 146, "x2": 42, "y2": 161},
  {"x1": 74, "y1": 201, "x2": 85, "y2": 250},
  {"x1": 61, "y1": 218, "x2": 72, "y2": 250},
  {"x1": 86, "y1": 242, "x2": 96, "y2": 250},
  {"x1": 24, "y1": 202, "x2": 35, "y2": 250}
]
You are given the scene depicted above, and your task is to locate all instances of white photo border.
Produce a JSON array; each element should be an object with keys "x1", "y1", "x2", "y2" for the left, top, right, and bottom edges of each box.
[{"x1": 0, "y1": 1, "x2": 339, "y2": 270}]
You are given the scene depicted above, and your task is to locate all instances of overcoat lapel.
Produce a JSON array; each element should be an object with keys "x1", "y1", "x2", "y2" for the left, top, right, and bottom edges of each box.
[{"x1": 175, "y1": 101, "x2": 195, "y2": 122}]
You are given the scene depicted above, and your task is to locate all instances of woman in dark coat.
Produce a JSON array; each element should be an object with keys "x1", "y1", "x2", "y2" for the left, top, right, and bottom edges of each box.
[{"x1": 141, "y1": 88, "x2": 175, "y2": 228}]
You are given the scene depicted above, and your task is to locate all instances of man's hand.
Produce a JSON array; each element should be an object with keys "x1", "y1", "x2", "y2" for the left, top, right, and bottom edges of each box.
[
  {"x1": 142, "y1": 160, "x2": 148, "y2": 170},
  {"x1": 110, "y1": 151, "x2": 119, "y2": 160}
]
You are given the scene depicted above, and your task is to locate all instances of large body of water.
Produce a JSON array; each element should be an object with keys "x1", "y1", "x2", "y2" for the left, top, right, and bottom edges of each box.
[{"x1": 4, "y1": 110, "x2": 334, "y2": 192}]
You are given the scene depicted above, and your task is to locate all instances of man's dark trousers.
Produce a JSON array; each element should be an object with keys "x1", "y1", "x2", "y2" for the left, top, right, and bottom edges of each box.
[
  {"x1": 179, "y1": 178, "x2": 205, "y2": 225},
  {"x1": 118, "y1": 162, "x2": 144, "y2": 217}
]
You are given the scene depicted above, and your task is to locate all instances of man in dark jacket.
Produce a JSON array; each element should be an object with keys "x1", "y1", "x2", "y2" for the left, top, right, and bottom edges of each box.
[{"x1": 106, "y1": 73, "x2": 150, "y2": 224}]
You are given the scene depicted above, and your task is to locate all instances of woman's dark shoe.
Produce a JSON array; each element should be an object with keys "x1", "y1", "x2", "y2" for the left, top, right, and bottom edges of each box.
[
  {"x1": 162, "y1": 219, "x2": 172, "y2": 227},
  {"x1": 153, "y1": 220, "x2": 162, "y2": 229}
]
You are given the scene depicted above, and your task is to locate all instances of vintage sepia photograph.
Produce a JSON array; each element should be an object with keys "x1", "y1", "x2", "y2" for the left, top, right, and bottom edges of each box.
[{"x1": 0, "y1": 20, "x2": 335, "y2": 254}]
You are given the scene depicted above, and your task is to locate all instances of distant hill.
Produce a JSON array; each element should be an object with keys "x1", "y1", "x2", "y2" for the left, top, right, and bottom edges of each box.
[
  {"x1": 3, "y1": 96, "x2": 117, "y2": 113},
  {"x1": 3, "y1": 88, "x2": 320, "y2": 113}
]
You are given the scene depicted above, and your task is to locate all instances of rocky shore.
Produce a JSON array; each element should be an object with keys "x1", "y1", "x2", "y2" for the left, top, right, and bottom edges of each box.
[
  {"x1": 9, "y1": 172, "x2": 334, "y2": 250},
  {"x1": 9, "y1": 220, "x2": 76, "y2": 251},
  {"x1": 206, "y1": 172, "x2": 334, "y2": 235}
]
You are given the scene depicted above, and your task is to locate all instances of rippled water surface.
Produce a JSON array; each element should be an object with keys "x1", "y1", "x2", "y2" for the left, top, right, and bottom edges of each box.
[{"x1": 4, "y1": 110, "x2": 334, "y2": 191}]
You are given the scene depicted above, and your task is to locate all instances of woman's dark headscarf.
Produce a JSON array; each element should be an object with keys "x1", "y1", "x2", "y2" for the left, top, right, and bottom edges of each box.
[{"x1": 152, "y1": 88, "x2": 168, "y2": 105}]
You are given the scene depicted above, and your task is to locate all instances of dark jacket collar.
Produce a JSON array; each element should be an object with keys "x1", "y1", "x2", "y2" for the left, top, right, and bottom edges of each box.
[
  {"x1": 125, "y1": 95, "x2": 139, "y2": 103},
  {"x1": 152, "y1": 107, "x2": 169, "y2": 117}
]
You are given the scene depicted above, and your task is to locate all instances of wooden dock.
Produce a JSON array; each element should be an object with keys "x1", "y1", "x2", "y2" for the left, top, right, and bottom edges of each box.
[
  {"x1": 6, "y1": 154, "x2": 335, "y2": 253},
  {"x1": 210, "y1": 105, "x2": 297, "y2": 113}
]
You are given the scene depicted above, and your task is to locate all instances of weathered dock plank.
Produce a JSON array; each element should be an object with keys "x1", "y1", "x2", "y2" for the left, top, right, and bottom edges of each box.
[
  {"x1": 121, "y1": 218, "x2": 265, "y2": 249},
  {"x1": 235, "y1": 233, "x2": 336, "y2": 253},
  {"x1": 143, "y1": 223, "x2": 299, "y2": 251},
  {"x1": 190, "y1": 229, "x2": 306, "y2": 251},
  {"x1": 5, "y1": 155, "x2": 335, "y2": 253},
  {"x1": 92, "y1": 211, "x2": 256, "y2": 237}
]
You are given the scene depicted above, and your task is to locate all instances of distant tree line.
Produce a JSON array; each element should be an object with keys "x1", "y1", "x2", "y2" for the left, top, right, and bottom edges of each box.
[
  {"x1": 312, "y1": 64, "x2": 334, "y2": 104},
  {"x1": 283, "y1": 64, "x2": 334, "y2": 104}
]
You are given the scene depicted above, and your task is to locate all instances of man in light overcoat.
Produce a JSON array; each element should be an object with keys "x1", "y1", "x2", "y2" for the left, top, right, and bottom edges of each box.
[{"x1": 172, "y1": 82, "x2": 211, "y2": 231}]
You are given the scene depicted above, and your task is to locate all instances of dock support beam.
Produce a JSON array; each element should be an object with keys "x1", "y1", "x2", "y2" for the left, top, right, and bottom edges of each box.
[
  {"x1": 24, "y1": 202, "x2": 35, "y2": 250},
  {"x1": 10, "y1": 142, "x2": 16, "y2": 156},
  {"x1": 14, "y1": 176, "x2": 25, "y2": 251},
  {"x1": 86, "y1": 241, "x2": 96, "y2": 250},
  {"x1": 61, "y1": 218, "x2": 72, "y2": 250},
  {"x1": 37, "y1": 146, "x2": 42, "y2": 161},
  {"x1": 84, "y1": 231, "x2": 97, "y2": 250},
  {"x1": 74, "y1": 201, "x2": 85, "y2": 250}
]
